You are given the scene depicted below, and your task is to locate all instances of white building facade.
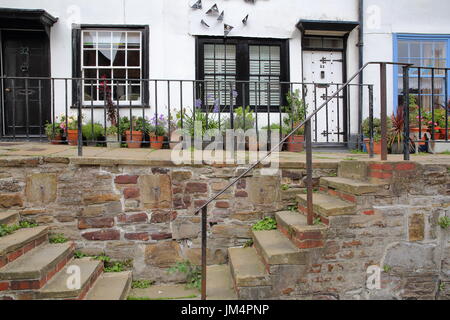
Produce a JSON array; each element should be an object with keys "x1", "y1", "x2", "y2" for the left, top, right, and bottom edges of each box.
[{"x1": 0, "y1": 0, "x2": 449, "y2": 146}]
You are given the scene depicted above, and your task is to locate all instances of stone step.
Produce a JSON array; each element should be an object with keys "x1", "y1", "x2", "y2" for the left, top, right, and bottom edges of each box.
[
  {"x1": 297, "y1": 193, "x2": 356, "y2": 218},
  {"x1": 206, "y1": 265, "x2": 237, "y2": 300},
  {"x1": 0, "y1": 211, "x2": 19, "y2": 226},
  {"x1": 86, "y1": 271, "x2": 132, "y2": 300},
  {"x1": 320, "y1": 177, "x2": 388, "y2": 195},
  {"x1": 0, "y1": 226, "x2": 48, "y2": 268},
  {"x1": 252, "y1": 230, "x2": 307, "y2": 266},
  {"x1": 0, "y1": 242, "x2": 74, "y2": 287},
  {"x1": 275, "y1": 211, "x2": 327, "y2": 249},
  {"x1": 228, "y1": 247, "x2": 270, "y2": 288},
  {"x1": 37, "y1": 258, "x2": 103, "y2": 300}
]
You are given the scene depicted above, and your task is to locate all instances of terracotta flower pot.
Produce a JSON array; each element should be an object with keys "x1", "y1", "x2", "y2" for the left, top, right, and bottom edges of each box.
[
  {"x1": 410, "y1": 126, "x2": 428, "y2": 145},
  {"x1": 287, "y1": 135, "x2": 304, "y2": 153},
  {"x1": 439, "y1": 128, "x2": 449, "y2": 140},
  {"x1": 125, "y1": 130, "x2": 144, "y2": 148},
  {"x1": 150, "y1": 135, "x2": 164, "y2": 149},
  {"x1": 364, "y1": 138, "x2": 382, "y2": 155},
  {"x1": 50, "y1": 134, "x2": 63, "y2": 145},
  {"x1": 67, "y1": 129, "x2": 79, "y2": 146},
  {"x1": 428, "y1": 127, "x2": 441, "y2": 140}
]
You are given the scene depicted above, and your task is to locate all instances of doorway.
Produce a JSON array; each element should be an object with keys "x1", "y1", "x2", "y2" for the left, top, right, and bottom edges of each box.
[{"x1": 1, "y1": 30, "x2": 51, "y2": 136}]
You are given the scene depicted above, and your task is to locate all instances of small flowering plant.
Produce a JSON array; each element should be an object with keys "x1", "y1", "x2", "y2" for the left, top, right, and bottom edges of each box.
[
  {"x1": 44, "y1": 121, "x2": 63, "y2": 139},
  {"x1": 60, "y1": 114, "x2": 81, "y2": 131},
  {"x1": 149, "y1": 114, "x2": 168, "y2": 137}
]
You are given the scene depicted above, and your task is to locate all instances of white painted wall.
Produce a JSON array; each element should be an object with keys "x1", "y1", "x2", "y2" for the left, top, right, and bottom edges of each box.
[{"x1": 1, "y1": 0, "x2": 450, "y2": 139}]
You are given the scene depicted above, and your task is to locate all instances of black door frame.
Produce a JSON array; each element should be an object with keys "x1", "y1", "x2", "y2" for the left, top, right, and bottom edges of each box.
[{"x1": 0, "y1": 28, "x2": 52, "y2": 137}]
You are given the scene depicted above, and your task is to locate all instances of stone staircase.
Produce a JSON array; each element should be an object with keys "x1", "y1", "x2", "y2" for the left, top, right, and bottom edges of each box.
[
  {"x1": 224, "y1": 165, "x2": 391, "y2": 300},
  {"x1": 0, "y1": 212, "x2": 131, "y2": 300}
]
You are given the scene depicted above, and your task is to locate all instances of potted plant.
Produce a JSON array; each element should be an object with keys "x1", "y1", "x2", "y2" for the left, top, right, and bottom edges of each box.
[
  {"x1": 82, "y1": 122, "x2": 104, "y2": 146},
  {"x1": 408, "y1": 95, "x2": 428, "y2": 134},
  {"x1": 388, "y1": 107, "x2": 413, "y2": 154},
  {"x1": 362, "y1": 117, "x2": 384, "y2": 155},
  {"x1": 283, "y1": 90, "x2": 307, "y2": 153},
  {"x1": 45, "y1": 121, "x2": 64, "y2": 144},
  {"x1": 61, "y1": 114, "x2": 81, "y2": 146},
  {"x1": 149, "y1": 114, "x2": 168, "y2": 150},
  {"x1": 105, "y1": 126, "x2": 120, "y2": 148},
  {"x1": 120, "y1": 117, "x2": 149, "y2": 149},
  {"x1": 434, "y1": 108, "x2": 449, "y2": 139}
]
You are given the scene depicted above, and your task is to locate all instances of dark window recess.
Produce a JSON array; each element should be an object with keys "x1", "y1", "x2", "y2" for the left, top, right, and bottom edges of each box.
[
  {"x1": 72, "y1": 25, "x2": 149, "y2": 107},
  {"x1": 302, "y1": 36, "x2": 344, "y2": 50},
  {"x1": 196, "y1": 37, "x2": 290, "y2": 111}
]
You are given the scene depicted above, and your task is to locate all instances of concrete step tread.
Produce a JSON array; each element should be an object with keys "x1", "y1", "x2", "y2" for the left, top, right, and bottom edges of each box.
[
  {"x1": 0, "y1": 226, "x2": 48, "y2": 257},
  {"x1": 38, "y1": 258, "x2": 102, "y2": 299},
  {"x1": 275, "y1": 211, "x2": 328, "y2": 232},
  {"x1": 297, "y1": 193, "x2": 356, "y2": 217},
  {"x1": 321, "y1": 177, "x2": 387, "y2": 195},
  {"x1": 0, "y1": 243, "x2": 73, "y2": 280},
  {"x1": 0, "y1": 211, "x2": 19, "y2": 226},
  {"x1": 86, "y1": 271, "x2": 132, "y2": 300},
  {"x1": 252, "y1": 230, "x2": 307, "y2": 265},
  {"x1": 206, "y1": 265, "x2": 237, "y2": 300},
  {"x1": 228, "y1": 247, "x2": 270, "y2": 287}
]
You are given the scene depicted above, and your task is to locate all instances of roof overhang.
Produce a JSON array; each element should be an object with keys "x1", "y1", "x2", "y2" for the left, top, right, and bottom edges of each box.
[
  {"x1": 296, "y1": 20, "x2": 359, "y2": 37},
  {"x1": 0, "y1": 8, "x2": 58, "y2": 35}
]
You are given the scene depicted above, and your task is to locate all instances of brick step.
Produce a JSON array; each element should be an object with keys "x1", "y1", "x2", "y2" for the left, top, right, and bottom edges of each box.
[
  {"x1": 37, "y1": 258, "x2": 103, "y2": 300},
  {"x1": 275, "y1": 211, "x2": 327, "y2": 249},
  {"x1": 206, "y1": 265, "x2": 237, "y2": 300},
  {"x1": 252, "y1": 230, "x2": 307, "y2": 266},
  {"x1": 0, "y1": 211, "x2": 19, "y2": 226},
  {"x1": 85, "y1": 271, "x2": 132, "y2": 300},
  {"x1": 0, "y1": 243, "x2": 74, "y2": 291},
  {"x1": 297, "y1": 193, "x2": 356, "y2": 222},
  {"x1": 320, "y1": 177, "x2": 388, "y2": 196},
  {"x1": 0, "y1": 226, "x2": 48, "y2": 268}
]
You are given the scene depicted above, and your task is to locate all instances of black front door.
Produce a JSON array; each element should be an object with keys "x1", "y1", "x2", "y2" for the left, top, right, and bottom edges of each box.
[{"x1": 1, "y1": 30, "x2": 51, "y2": 136}]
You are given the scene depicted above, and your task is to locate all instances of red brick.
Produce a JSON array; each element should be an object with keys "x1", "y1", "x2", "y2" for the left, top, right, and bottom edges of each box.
[
  {"x1": 82, "y1": 229, "x2": 120, "y2": 241},
  {"x1": 235, "y1": 191, "x2": 248, "y2": 198},
  {"x1": 125, "y1": 232, "x2": 149, "y2": 241},
  {"x1": 78, "y1": 217, "x2": 115, "y2": 230},
  {"x1": 114, "y1": 175, "x2": 139, "y2": 184},
  {"x1": 194, "y1": 200, "x2": 207, "y2": 208},
  {"x1": 23, "y1": 240, "x2": 36, "y2": 254},
  {"x1": 369, "y1": 171, "x2": 392, "y2": 180},
  {"x1": 341, "y1": 193, "x2": 356, "y2": 203},
  {"x1": 173, "y1": 187, "x2": 183, "y2": 194},
  {"x1": 119, "y1": 212, "x2": 148, "y2": 224},
  {"x1": 363, "y1": 210, "x2": 375, "y2": 216},
  {"x1": 0, "y1": 282, "x2": 10, "y2": 291},
  {"x1": 185, "y1": 182, "x2": 208, "y2": 194},
  {"x1": 343, "y1": 240, "x2": 362, "y2": 248},
  {"x1": 123, "y1": 187, "x2": 140, "y2": 199},
  {"x1": 215, "y1": 201, "x2": 230, "y2": 209},
  {"x1": 0, "y1": 257, "x2": 7, "y2": 268},
  {"x1": 395, "y1": 163, "x2": 416, "y2": 171},
  {"x1": 10, "y1": 280, "x2": 40, "y2": 290},
  {"x1": 369, "y1": 163, "x2": 393, "y2": 171},
  {"x1": 151, "y1": 233, "x2": 173, "y2": 241},
  {"x1": 7, "y1": 249, "x2": 23, "y2": 262},
  {"x1": 296, "y1": 231, "x2": 324, "y2": 241}
]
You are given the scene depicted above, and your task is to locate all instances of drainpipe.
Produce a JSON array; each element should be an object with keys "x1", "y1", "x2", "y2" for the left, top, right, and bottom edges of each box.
[{"x1": 358, "y1": 0, "x2": 364, "y2": 149}]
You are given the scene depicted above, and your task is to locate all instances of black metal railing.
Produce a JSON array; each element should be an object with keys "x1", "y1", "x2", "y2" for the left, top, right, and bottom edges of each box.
[
  {"x1": 0, "y1": 76, "x2": 372, "y2": 153},
  {"x1": 194, "y1": 62, "x2": 414, "y2": 300}
]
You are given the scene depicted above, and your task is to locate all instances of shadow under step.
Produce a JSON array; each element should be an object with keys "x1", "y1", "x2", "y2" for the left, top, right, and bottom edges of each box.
[
  {"x1": 37, "y1": 258, "x2": 103, "y2": 300},
  {"x1": 86, "y1": 271, "x2": 132, "y2": 300}
]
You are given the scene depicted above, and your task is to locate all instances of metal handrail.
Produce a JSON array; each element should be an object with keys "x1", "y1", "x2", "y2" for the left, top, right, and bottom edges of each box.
[{"x1": 196, "y1": 61, "x2": 413, "y2": 300}]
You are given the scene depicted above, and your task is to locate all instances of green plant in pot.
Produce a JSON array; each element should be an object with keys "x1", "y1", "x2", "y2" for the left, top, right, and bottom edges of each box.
[
  {"x1": 120, "y1": 116, "x2": 150, "y2": 149},
  {"x1": 362, "y1": 117, "x2": 392, "y2": 155},
  {"x1": 283, "y1": 89, "x2": 307, "y2": 152},
  {"x1": 45, "y1": 121, "x2": 64, "y2": 144},
  {"x1": 149, "y1": 115, "x2": 168, "y2": 150},
  {"x1": 224, "y1": 106, "x2": 256, "y2": 151},
  {"x1": 60, "y1": 114, "x2": 82, "y2": 146},
  {"x1": 82, "y1": 122, "x2": 104, "y2": 146},
  {"x1": 388, "y1": 107, "x2": 414, "y2": 154},
  {"x1": 105, "y1": 126, "x2": 120, "y2": 148},
  {"x1": 434, "y1": 107, "x2": 450, "y2": 139}
]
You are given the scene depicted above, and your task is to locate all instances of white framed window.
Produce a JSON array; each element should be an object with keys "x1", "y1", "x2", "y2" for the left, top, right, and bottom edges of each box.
[{"x1": 81, "y1": 30, "x2": 143, "y2": 105}]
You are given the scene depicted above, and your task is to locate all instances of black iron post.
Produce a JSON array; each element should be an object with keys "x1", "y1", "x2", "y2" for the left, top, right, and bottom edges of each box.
[
  {"x1": 305, "y1": 120, "x2": 314, "y2": 226},
  {"x1": 403, "y1": 66, "x2": 410, "y2": 161}
]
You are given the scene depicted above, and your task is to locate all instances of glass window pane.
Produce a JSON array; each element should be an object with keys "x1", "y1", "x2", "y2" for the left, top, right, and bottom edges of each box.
[
  {"x1": 270, "y1": 46, "x2": 280, "y2": 59},
  {"x1": 99, "y1": 69, "x2": 111, "y2": 80},
  {"x1": 83, "y1": 31, "x2": 96, "y2": 49},
  {"x1": 323, "y1": 38, "x2": 343, "y2": 49},
  {"x1": 83, "y1": 50, "x2": 97, "y2": 66},
  {"x1": 398, "y1": 41, "x2": 408, "y2": 58},
  {"x1": 112, "y1": 32, "x2": 126, "y2": 49},
  {"x1": 113, "y1": 50, "x2": 125, "y2": 66},
  {"x1": 410, "y1": 41, "x2": 421, "y2": 57},
  {"x1": 127, "y1": 51, "x2": 140, "y2": 67},
  {"x1": 113, "y1": 69, "x2": 126, "y2": 79},
  {"x1": 128, "y1": 69, "x2": 141, "y2": 79},
  {"x1": 98, "y1": 49, "x2": 111, "y2": 66},
  {"x1": 204, "y1": 44, "x2": 215, "y2": 59},
  {"x1": 127, "y1": 32, "x2": 141, "y2": 49},
  {"x1": 260, "y1": 46, "x2": 270, "y2": 60},
  {"x1": 98, "y1": 32, "x2": 111, "y2": 49},
  {"x1": 303, "y1": 37, "x2": 322, "y2": 48}
]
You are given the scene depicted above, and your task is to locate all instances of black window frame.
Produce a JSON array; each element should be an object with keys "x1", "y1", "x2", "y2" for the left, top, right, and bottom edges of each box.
[
  {"x1": 196, "y1": 36, "x2": 290, "y2": 112},
  {"x1": 72, "y1": 24, "x2": 149, "y2": 108}
]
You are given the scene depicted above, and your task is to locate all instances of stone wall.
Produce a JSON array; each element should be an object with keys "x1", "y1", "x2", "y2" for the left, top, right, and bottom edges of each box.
[{"x1": 0, "y1": 157, "x2": 337, "y2": 283}]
